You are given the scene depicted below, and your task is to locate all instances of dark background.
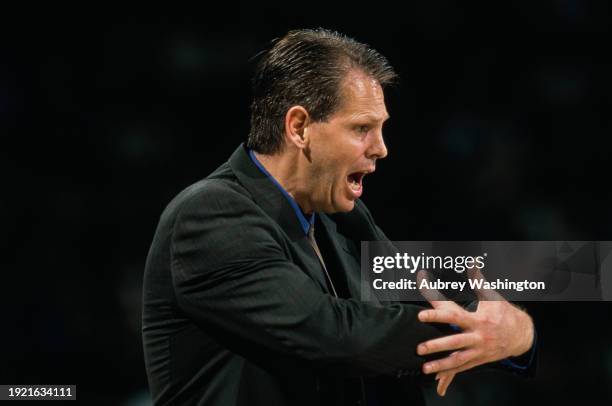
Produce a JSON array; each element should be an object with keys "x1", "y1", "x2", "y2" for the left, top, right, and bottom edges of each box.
[{"x1": 3, "y1": 2, "x2": 612, "y2": 404}]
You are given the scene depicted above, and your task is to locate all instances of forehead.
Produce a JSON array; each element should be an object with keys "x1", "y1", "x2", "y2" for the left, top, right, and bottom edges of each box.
[{"x1": 334, "y1": 70, "x2": 389, "y2": 122}]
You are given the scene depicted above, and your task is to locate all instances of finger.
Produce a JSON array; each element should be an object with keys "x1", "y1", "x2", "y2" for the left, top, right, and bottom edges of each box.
[
  {"x1": 449, "y1": 359, "x2": 481, "y2": 374},
  {"x1": 416, "y1": 270, "x2": 462, "y2": 311},
  {"x1": 417, "y1": 332, "x2": 480, "y2": 355},
  {"x1": 438, "y1": 374, "x2": 452, "y2": 396},
  {"x1": 466, "y1": 266, "x2": 485, "y2": 281},
  {"x1": 436, "y1": 358, "x2": 482, "y2": 379},
  {"x1": 437, "y1": 371, "x2": 455, "y2": 397},
  {"x1": 422, "y1": 348, "x2": 479, "y2": 374},
  {"x1": 416, "y1": 270, "x2": 448, "y2": 303},
  {"x1": 418, "y1": 305, "x2": 469, "y2": 327}
]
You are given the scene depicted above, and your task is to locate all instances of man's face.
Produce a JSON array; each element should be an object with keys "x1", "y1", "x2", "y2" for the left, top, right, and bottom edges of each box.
[{"x1": 303, "y1": 70, "x2": 389, "y2": 213}]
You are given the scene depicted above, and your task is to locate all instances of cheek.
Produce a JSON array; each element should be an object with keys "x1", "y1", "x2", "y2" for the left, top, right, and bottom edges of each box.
[{"x1": 312, "y1": 162, "x2": 345, "y2": 197}]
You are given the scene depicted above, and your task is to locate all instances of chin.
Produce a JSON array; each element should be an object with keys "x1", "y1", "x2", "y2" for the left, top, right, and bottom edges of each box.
[{"x1": 332, "y1": 199, "x2": 355, "y2": 213}]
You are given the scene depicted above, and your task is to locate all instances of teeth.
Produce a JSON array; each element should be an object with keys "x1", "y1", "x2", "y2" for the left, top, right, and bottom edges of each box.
[{"x1": 349, "y1": 178, "x2": 360, "y2": 191}]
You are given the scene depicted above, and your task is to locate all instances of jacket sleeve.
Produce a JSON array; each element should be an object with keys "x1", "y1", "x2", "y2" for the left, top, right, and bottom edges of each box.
[{"x1": 169, "y1": 181, "x2": 454, "y2": 377}]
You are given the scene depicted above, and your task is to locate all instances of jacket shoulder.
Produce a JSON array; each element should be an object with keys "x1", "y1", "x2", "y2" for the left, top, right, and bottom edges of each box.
[{"x1": 159, "y1": 163, "x2": 254, "y2": 227}]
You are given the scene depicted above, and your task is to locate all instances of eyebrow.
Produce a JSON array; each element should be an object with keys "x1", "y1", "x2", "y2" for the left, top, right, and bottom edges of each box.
[{"x1": 351, "y1": 113, "x2": 390, "y2": 123}]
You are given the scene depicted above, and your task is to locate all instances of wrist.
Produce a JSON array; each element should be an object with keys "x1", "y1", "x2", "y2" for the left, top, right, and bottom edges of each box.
[{"x1": 510, "y1": 311, "x2": 534, "y2": 357}]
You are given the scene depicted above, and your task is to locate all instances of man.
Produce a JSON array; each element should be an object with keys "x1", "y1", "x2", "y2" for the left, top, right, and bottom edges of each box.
[{"x1": 142, "y1": 29, "x2": 535, "y2": 405}]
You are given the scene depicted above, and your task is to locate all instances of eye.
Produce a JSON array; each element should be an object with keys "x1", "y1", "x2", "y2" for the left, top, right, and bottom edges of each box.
[{"x1": 356, "y1": 125, "x2": 370, "y2": 134}]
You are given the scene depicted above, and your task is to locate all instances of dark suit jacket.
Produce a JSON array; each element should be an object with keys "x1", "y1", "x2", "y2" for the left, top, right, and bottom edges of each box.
[{"x1": 142, "y1": 144, "x2": 455, "y2": 406}]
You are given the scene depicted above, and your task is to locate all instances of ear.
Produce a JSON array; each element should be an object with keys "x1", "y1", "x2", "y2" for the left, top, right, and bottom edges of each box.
[{"x1": 283, "y1": 105, "x2": 310, "y2": 150}]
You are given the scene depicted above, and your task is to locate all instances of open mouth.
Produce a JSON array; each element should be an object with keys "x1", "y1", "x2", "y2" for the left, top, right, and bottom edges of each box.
[{"x1": 347, "y1": 171, "x2": 366, "y2": 195}]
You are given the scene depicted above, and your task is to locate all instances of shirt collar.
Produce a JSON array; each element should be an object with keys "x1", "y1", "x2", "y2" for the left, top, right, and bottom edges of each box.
[{"x1": 248, "y1": 149, "x2": 315, "y2": 235}]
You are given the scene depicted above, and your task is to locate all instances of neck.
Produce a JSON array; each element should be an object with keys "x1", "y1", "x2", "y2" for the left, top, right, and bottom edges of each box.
[{"x1": 253, "y1": 148, "x2": 313, "y2": 214}]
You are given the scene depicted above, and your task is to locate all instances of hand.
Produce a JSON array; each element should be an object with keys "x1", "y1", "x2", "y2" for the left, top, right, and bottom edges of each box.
[
  {"x1": 417, "y1": 299, "x2": 534, "y2": 377},
  {"x1": 414, "y1": 269, "x2": 534, "y2": 396}
]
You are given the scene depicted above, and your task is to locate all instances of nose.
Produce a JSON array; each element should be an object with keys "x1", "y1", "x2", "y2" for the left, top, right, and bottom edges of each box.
[{"x1": 367, "y1": 130, "x2": 388, "y2": 160}]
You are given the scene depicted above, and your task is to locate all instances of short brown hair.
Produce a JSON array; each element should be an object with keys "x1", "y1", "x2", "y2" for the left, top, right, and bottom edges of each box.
[{"x1": 247, "y1": 28, "x2": 398, "y2": 154}]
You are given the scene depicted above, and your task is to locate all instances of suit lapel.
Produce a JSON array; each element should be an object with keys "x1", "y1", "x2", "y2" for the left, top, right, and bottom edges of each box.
[
  {"x1": 318, "y1": 214, "x2": 381, "y2": 305},
  {"x1": 228, "y1": 144, "x2": 304, "y2": 242},
  {"x1": 227, "y1": 144, "x2": 330, "y2": 292}
]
